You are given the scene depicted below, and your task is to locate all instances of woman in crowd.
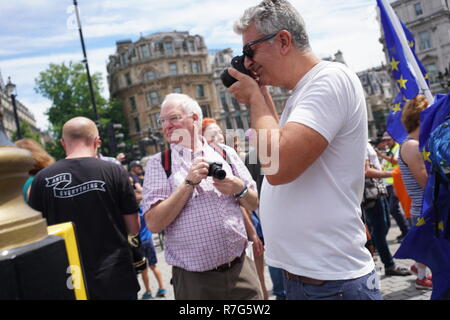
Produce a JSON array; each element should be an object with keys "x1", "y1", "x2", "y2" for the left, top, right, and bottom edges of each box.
[
  {"x1": 14, "y1": 138, "x2": 55, "y2": 203},
  {"x1": 399, "y1": 94, "x2": 433, "y2": 290}
]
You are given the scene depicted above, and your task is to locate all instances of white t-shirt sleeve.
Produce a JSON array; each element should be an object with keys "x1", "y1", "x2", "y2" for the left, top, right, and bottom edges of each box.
[{"x1": 286, "y1": 68, "x2": 352, "y2": 143}]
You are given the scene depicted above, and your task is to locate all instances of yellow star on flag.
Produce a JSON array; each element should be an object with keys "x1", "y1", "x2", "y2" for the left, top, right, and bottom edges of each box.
[
  {"x1": 403, "y1": 97, "x2": 410, "y2": 102},
  {"x1": 409, "y1": 41, "x2": 414, "y2": 47},
  {"x1": 422, "y1": 148, "x2": 431, "y2": 162},
  {"x1": 397, "y1": 75, "x2": 408, "y2": 89},
  {"x1": 390, "y1": 57, "x2": 400, "y2": 71},
  {"x1": 425, "y1": 73, "x2": 429, "y2": 79},
  {"x1": 416, "y1": 217, "x2": 426, "y2": 226},
  {"x1": 392, "y1": 103, "x2": 401, "y2": 114},
  {"x1": 438, "y1": 221, "x2": 444, "y2": 232}
]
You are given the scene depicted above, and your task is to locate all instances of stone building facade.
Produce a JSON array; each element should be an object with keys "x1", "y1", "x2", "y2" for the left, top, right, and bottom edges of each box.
[
  {"x1": 0, "y1": 72, "x2": 40, "y2": 141},
  {"x1": 211, "y1": 48, "x2": 250, "y2": 131},
  {"x1": 357, "y1": 65, "x2": 397, "y2": 138},
  {"x1": 107, "y1": 31, "x2": 220, "y2": 155}
]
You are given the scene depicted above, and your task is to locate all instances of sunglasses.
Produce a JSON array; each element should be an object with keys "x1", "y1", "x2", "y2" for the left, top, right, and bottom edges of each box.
[{"x1": 242, "y1": 32, "x2": 279, "y2": 59}]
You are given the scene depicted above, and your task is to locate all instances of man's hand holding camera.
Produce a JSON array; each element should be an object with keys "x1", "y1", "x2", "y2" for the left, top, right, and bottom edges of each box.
[
  {"x1": 227, "y1": 67, "x2": 264, "y2": 106},
  {"x1": 185, "y1": 157, "x2": 209, "y2": 186}
]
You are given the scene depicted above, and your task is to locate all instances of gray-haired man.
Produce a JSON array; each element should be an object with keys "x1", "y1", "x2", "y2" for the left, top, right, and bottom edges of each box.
[{"x1": 228, "y1": 0, "x2": 382, "y2": 300}]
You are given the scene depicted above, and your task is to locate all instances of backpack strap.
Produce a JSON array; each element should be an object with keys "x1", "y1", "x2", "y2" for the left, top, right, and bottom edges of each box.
[
  {"x1": 160, "y1": 142, "x2": 229, "y2": 179},
  {"x1": 160, "y1": 148, "x2": 172, "y2": 178},
  {"x1": 208, "y1": 142, "x2": 228, "y2": 162}
]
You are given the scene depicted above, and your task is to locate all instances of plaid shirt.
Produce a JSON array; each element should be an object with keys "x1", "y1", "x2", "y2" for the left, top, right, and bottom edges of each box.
[{"x1": 142, "y1": 140, "x2": 256, "y2": 272}]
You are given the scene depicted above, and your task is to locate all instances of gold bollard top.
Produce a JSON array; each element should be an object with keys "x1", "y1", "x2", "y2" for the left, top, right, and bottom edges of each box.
[{"x1": 0, "y1": 146, "x2": 48, "y2": 251}]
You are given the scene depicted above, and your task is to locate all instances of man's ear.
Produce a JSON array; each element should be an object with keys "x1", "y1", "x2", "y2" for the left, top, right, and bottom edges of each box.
[
  {"x1": 60, "y1": 138, "x2": 66, "y2": 150},
  {"x1": 279, "y1": 30, "x2": 292, "y2": 56},
  {"x1": 95, "y1": 137, "x2": 102, "y2": 149}
]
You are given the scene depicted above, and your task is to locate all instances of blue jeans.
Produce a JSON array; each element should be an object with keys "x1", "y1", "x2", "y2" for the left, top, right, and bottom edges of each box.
[
  {"x1": 268, "y1": 266, "x2": 286, "y2": 300},
  {"x1": 283, "y1": 269, "x2": 382, "y2": 300},
  {"x1": 364, "y1": 196, "x2": 395, "y2": 270}
]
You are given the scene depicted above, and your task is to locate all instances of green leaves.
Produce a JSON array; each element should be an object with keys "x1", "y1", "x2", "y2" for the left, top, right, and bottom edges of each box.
[{"x1": 34, "y1": 61, "x2": 130, "y2": 160}]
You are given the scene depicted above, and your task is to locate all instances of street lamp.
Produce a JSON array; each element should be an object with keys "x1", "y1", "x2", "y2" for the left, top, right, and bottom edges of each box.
[{"x1": 5, "y1": 77, "x2": 22, "y2": 140}]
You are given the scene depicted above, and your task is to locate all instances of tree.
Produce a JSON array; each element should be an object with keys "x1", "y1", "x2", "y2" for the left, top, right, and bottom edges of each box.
[
  {"x1": 34, "y1": 62, "x2": 130, "y2": 160},
  {"x1": 11, "y1": 121, "x2": 42, "y2": 143}
]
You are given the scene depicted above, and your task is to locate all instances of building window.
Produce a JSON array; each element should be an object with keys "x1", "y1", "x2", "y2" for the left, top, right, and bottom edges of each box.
[
  {"x1": 182, "y1": 41, "x2": 188, "y2": 52},
  {"x1": 188, "y1": 40, "x2": 195, "y2": 52},
  {"x1": 146, "y1": 92, "x2": 160, "y2": 106},
  {"x1": 149, "y1": 113, "x2": 160, "y2": 129},
  {"x1": 220, "y1": 92, "x2": 230, "y2": 113},
  {"x1": 164, "y1": 42, "x2": 173, "y2": 55},
  {"x1": 196, "y1": 84, "x2": 205, "y2": 98},
  {"x1": 129, "y1": 96, "x2": 137, "y2": 112},
  {"x1": 200, "y1": 105, "x2": 211, "y2": 118},
  {"x1": 425, "y1": 63, "x2": 438, "y2": 84},
  {"x1": 125, "y1": 72, "x2": 132, "y2": 86},
  {"x1": 145, "y1": 71, "x2": 156, "y2": 81},
  {"x1": 120, "y1": 52, "x2": 127, "y2": 65},
  {"x1": 134, "y1": 117, "x2": 141, "y2": 133},
  {"x1": 173, "y1": 87, "x2": 182, "y2": 93},
  {"x1": 191, "y1": 61, "x2": 202, "y2": 74},
  {"x1": 169, "y1": 62, "x2": 178, "y2": 75},
  {"x1": 231, "y1": 97, "x2": 241, "y2": 111},
  {"x1": 140, "y1": 44, "x2": 150, "y2": 58},
  {"x1": 418, "y1": 31, "x2": 432, "y2": 51},
  {"x1": 414, "y1": 2, "x2": 423, "y2": 16},
  {"x1": 235, "y1": 115, "x2": 244, "y2": 129}
]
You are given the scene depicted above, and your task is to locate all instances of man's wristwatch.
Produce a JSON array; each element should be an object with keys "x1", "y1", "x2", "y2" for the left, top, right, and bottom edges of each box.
[
  {"x1": 234, "y1": 184, "x2": 249, "y2": 199},
  {"x1": 185, "y1": 179, "x2": 201, "y2": 186}
]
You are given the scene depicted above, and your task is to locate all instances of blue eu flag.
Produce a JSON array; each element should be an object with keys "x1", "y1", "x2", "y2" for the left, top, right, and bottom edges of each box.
[
  {"x1": 395, "y1": 93, "x2": 450, "y2": 300},
  {"x1": 377, "y1": 0, "x2": 429, "y2": 144}
]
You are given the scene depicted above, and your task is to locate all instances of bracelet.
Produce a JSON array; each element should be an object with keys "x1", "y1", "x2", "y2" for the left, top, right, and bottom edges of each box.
[
  {"x1": 234, "y1": 185, "x2": 249, "y2": 199},
  {"x1": 185, "y1": 179, "x2": 201, "y2": 186}
]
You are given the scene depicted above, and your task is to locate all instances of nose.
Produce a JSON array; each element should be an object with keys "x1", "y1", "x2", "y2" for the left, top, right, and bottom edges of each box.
[
  {"x1": 162, "y1": 120, "x2": 174, "y2": 132},
  {"x1": 244, "y1": 55, "x2": 253, "y2": 70}
]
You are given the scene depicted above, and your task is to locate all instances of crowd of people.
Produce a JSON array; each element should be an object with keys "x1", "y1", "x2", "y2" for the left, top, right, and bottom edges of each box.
[{"x1": 14, "y1": 0, "x2": 448, "y2": 300}]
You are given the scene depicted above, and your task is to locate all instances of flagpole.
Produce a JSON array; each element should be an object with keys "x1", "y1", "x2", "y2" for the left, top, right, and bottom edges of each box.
[{"x1": 380, "y1": 0, "x2": 434, "y2": 104}]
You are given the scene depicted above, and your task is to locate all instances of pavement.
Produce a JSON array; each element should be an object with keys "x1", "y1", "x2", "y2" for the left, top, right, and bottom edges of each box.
[{"x1": 137, "y1": 217, "x2": 431, "y2": 300}]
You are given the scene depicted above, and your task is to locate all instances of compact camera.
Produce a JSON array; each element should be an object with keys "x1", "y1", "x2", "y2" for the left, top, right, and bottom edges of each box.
[
  {"x1": 207, "y1": 162, "x2": 226, "y2": 180},
  {"x1": 220, "y1": 55, "x2": 250, "y2": 88}
]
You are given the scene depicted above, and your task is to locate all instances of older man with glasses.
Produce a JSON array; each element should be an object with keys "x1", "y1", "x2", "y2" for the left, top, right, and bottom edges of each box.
[
  {"x1": 141, "y1": 93, "x2": 262, "y2": 300},
  {"x1": 228, "y1": 0, "x2": 381, "y2": 300}
]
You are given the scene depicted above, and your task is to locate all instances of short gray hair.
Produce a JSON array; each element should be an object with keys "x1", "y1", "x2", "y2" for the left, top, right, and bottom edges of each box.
[
  {"x1": 234, "y1": 0, "x2": 310, "y2": 51},
  {"x1": 161, "y1": 93, "x2": 203, "y2": 128}
]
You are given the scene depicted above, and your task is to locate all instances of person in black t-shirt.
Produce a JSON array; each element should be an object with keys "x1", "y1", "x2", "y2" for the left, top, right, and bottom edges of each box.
[{"x1": 29, "y1": 116, "x2": 140, "y2": 300}]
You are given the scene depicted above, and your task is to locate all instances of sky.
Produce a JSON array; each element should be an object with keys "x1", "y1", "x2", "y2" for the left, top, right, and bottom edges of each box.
[{"x1": 0, "y1": 0, "x2": 387, "y2": 131}]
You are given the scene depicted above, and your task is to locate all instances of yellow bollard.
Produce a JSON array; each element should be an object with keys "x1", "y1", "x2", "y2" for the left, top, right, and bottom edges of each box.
[{"x1": 48, "y1": 222, "x2": 88, "y2": 300}]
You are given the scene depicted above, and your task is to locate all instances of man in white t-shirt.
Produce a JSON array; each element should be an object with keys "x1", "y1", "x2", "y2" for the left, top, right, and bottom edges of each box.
[{"x1": 228, "y1": 0, "x2": 381, "y2": 300}]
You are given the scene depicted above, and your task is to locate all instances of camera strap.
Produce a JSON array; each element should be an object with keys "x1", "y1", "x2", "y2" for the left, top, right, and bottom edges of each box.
[{"x1": 160, "y1": 142, "x2": 228, "y2": 179}]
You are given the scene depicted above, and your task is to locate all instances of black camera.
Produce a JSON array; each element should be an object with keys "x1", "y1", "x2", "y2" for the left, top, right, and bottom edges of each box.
[
  {"x1": 207, "y1": 162, "x2": 226, "y2": 180},
  {"x1": 220, "y1": 55, "x2": 250, "y2": 88}
]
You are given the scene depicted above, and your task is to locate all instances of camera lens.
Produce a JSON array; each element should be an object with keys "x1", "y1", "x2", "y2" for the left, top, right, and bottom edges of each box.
[
  {"x1": 212, "y1": 168, "x2": 226, "y2": 180},
  {"x1": 208, "y1": 162, "x2": 226, "y2": 180},
  {"x1": 220, "y1": 55, "x2": 249, "y2": 88}
]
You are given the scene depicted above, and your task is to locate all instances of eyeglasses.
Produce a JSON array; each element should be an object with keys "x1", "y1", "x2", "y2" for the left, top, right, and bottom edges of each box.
[
  {"x1": 157, "y1": 114, "x2": 192, "y2": 127},
  {"x1": 157, "y1": 114, "x2": 184, "y2": 126},
  {"x1": 242, "y1": 32, "x2": 278, "y2": 59}
]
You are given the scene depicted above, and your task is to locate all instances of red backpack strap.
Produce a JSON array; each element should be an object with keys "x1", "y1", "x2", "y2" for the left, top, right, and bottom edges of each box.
[
  {"x1": 208, "y1": 142, "x2": 228, "y2": 161},
  {"x1": 160, "y1": 148, "x2": 172, "y2": 178}
]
